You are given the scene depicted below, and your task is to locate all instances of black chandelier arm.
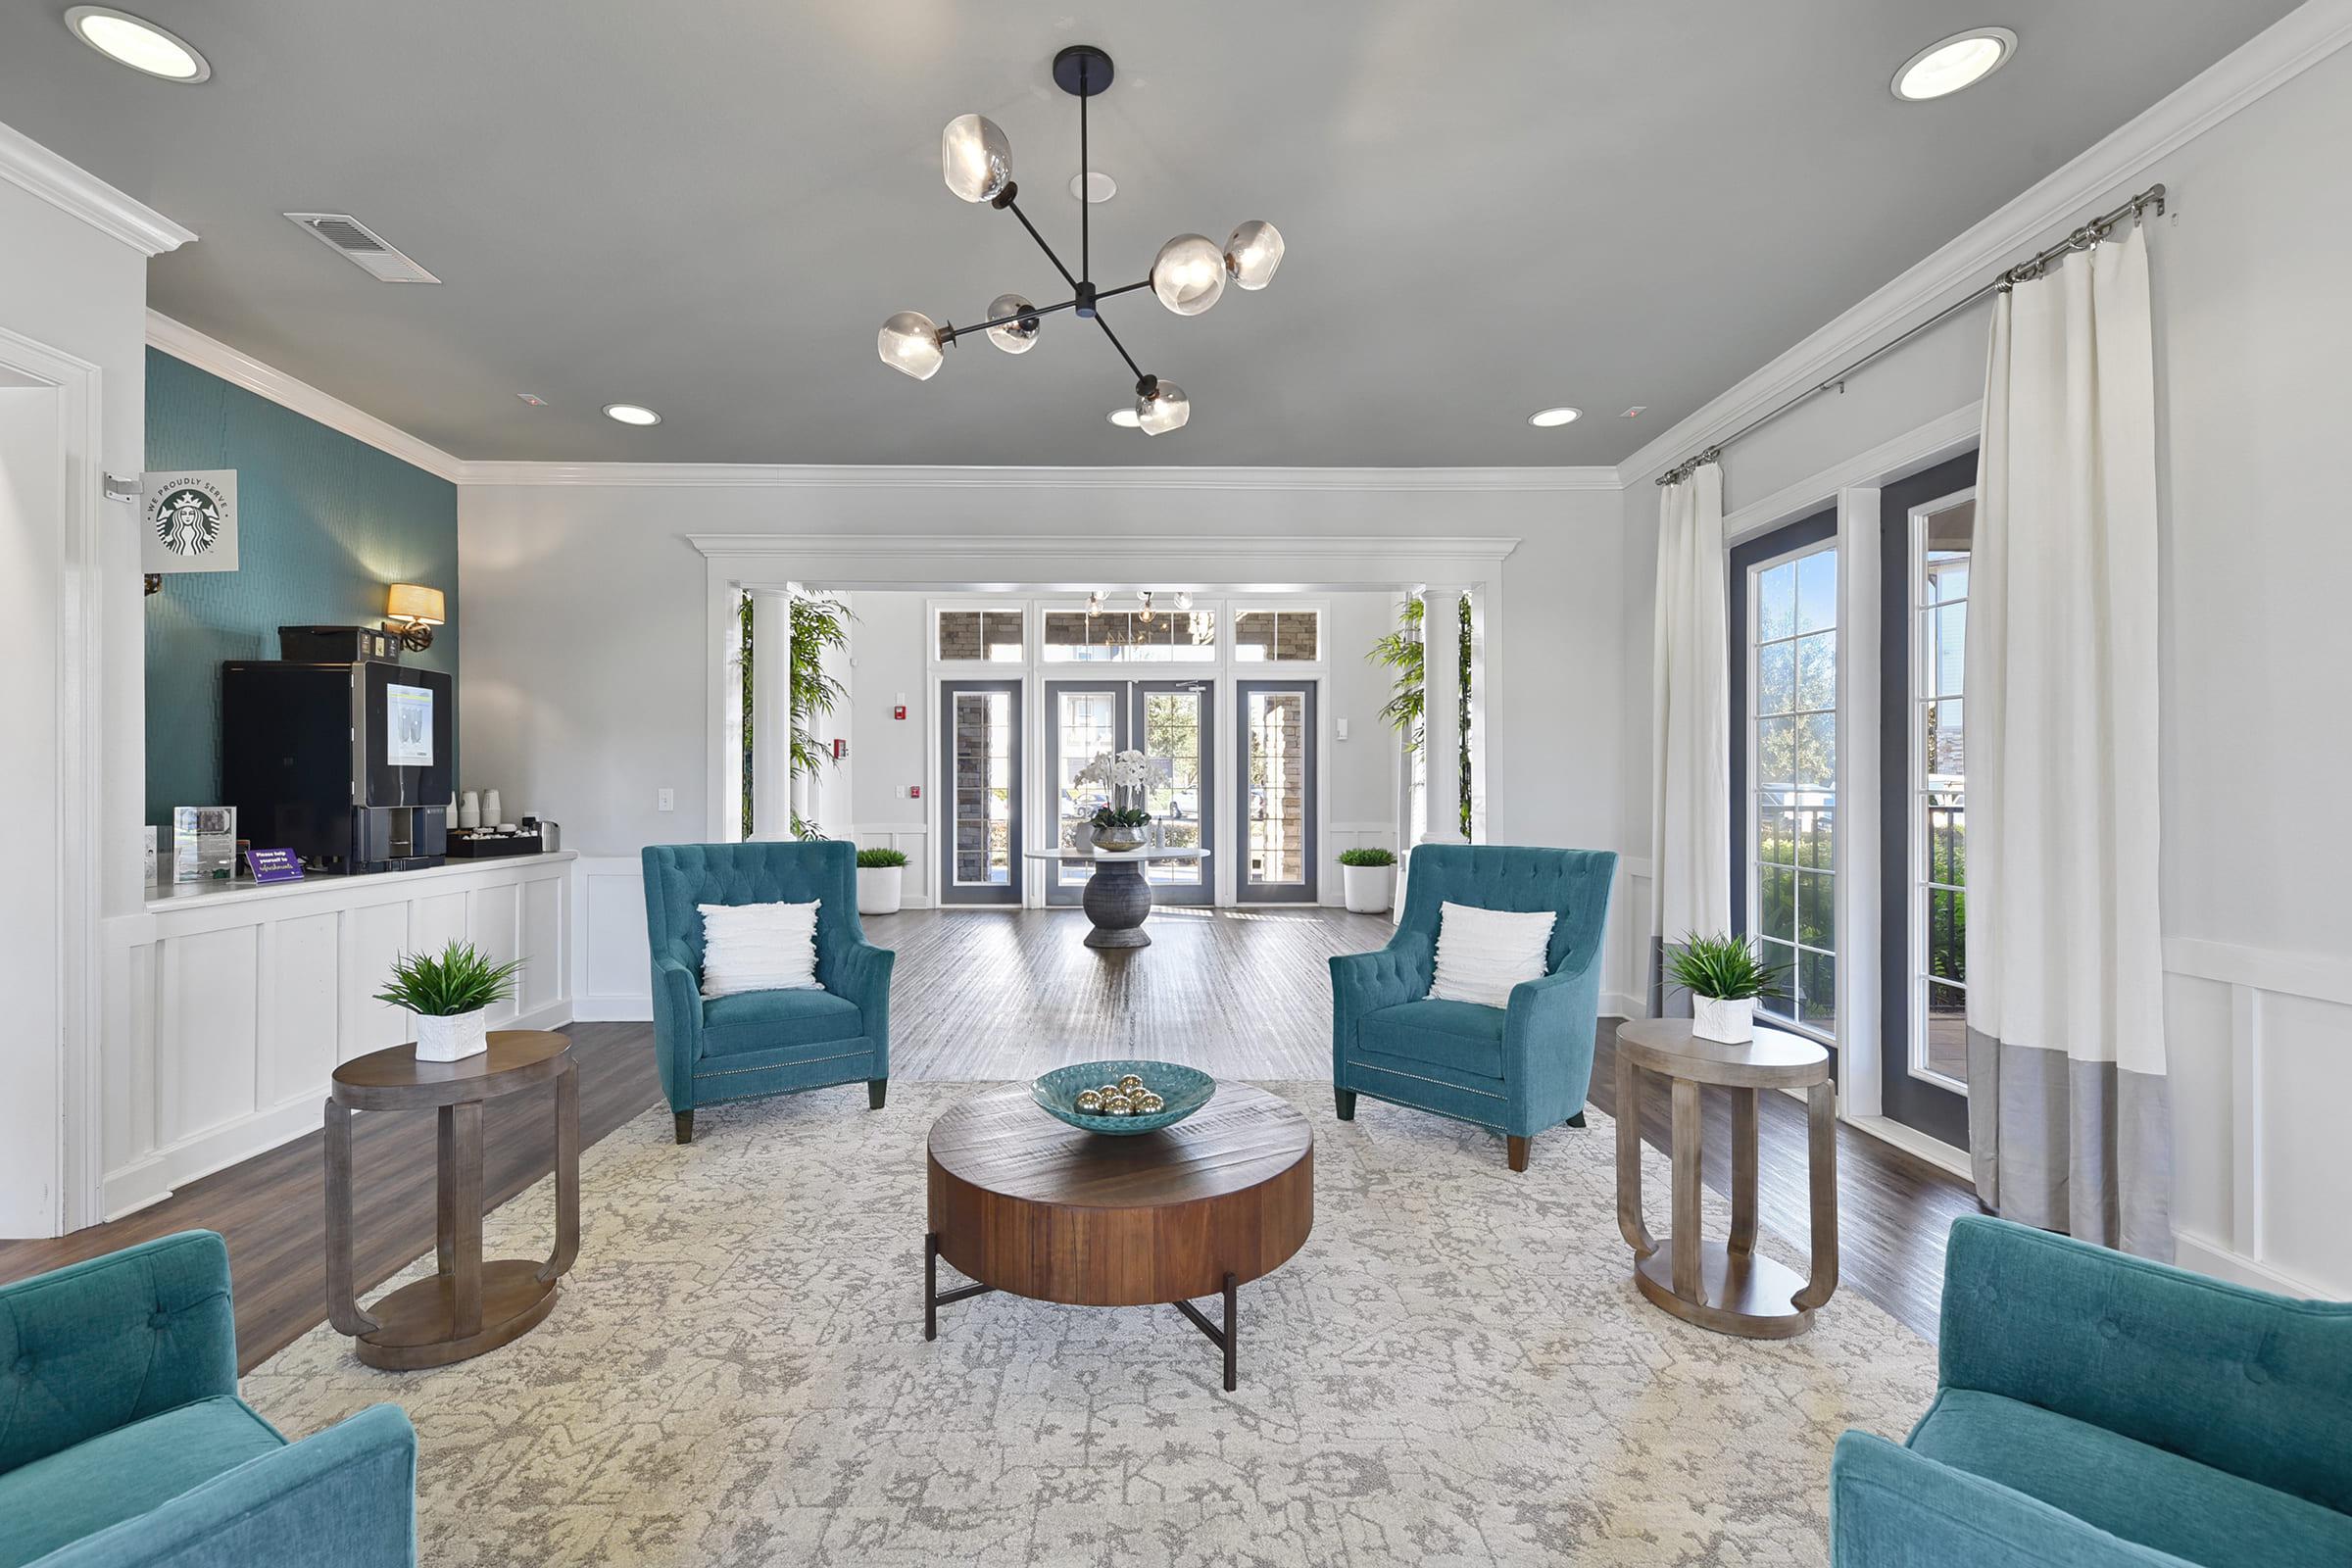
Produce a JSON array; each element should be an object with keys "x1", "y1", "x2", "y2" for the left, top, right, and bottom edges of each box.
[
  {"x1": 1092, "y1": 311, "x2": 1144, "y2": 381},
  {"x1": 1000, "y1": 196, "x2": 1081, "y2": 292},
  {"x1": 935, "y1": 277, "x2": 1152, "y2": 345},
  {"x1": 1079, "y1": 59, "x2": 1091, "y2": 280},
  {"x1": 1095, "y1": 279, "x2": 1151, "y2": 304}
]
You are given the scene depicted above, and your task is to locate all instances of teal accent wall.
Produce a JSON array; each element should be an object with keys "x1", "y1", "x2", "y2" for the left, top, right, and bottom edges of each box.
[{"x1": 144, "y1": 348, "x2": 459, "y2": 827}]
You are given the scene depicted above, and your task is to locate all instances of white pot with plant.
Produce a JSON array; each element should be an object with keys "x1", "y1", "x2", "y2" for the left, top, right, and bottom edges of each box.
[
  {"x1": 1076, "y1": 748, "x2": 1154, "y2": 852},
  {"x1": 857, "y1": 846, "x2": 908, "y2": 915},
  {"x1": 1339, "y1": 847, "x2": 1396, "y2": 913},
  {"x1": 1666, "y1": 932, "x2": 1786, "y2": 1045},
  {"x1": 376, "y1": 940, "x2": 525, "y2": 1062}
]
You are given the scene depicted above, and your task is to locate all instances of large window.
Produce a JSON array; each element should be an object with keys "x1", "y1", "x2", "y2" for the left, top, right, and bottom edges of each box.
[
  {"x1": 1912, "y1": 495, "x2": 1972, "y2": 1089},
  {"x1": 1749, "y1": 543, "x2": 1838, "y2": 1036}
]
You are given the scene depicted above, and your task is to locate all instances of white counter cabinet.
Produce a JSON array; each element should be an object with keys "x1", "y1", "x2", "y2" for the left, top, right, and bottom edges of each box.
[{"x1": 99, "y1": 853, "x2": 577, "y2": 1220}]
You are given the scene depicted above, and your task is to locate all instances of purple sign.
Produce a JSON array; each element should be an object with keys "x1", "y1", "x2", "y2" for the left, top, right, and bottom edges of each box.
[{"x1": 245, "y1": 848, "x2": 304, "y2": 884}]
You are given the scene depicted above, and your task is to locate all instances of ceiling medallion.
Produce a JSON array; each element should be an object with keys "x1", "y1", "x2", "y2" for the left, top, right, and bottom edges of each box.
[{"x1": 877, "y1": 45, "x2": 1285, "y2": 436}]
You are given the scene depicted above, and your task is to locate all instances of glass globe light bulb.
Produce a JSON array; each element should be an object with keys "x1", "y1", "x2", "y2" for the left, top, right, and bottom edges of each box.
[
  {"x1": 941, "y1": 114, "x2": 1012, "y2": 203},
  {"x1": 1151, "y1": 234, "x2": 1227, "y2": 316},
  {"x1": 877, "y1": 312, "x2": 946, "y2": 380},
  {"x1": 985, "y1": 294, "x2": 1041, "y2": 354},
  {"x1": 1137, "y1": 382, "x2": 1190, "y2": 435},
  {"x1": 1224, "y1": 220, "x2": 1284, "y2": 289}
]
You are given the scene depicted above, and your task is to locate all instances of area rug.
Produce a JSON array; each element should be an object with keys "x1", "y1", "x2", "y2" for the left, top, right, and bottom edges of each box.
[{"x1": 244, "y1": 1083, "x2": 1937, "y2": 1566}]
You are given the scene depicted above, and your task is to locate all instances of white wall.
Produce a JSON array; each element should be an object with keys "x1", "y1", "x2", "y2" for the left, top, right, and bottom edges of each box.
[
  {"x1": 458, "y1": 481, "x2": 1629, "y2": 859},
  {"x1": 0, "y1": 172, "x2": 155, "y2": 1236},
  {"x1": 1616, "y1": 37, "x2": 2352, "y2": 1296}
]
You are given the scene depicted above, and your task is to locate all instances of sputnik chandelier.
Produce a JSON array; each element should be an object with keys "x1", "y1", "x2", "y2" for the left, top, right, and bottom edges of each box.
[{"x1": 876, "y1": 44, "x2": 1285, "y2": 435}]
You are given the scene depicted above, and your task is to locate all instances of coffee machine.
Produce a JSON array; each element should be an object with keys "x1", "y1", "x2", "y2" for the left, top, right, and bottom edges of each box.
[{"x1": 221, "y1": 631, "x2": 454, "y2": 873}]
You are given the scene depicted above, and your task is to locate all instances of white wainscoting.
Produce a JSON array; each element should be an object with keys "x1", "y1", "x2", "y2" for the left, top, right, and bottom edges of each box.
[
  {"x1": 2164, "y1": 937, "x2": 2352, "y2": 1299},
  {"x1": 1326, "y1": 821, "x2": 1399, "y2": 908},
  {"x1": 1604, "y1": 857, "x2": 1653, "y2": 1021},
  {"x1": 572, "y1": 855, "x2": 654, "y2": 1021},
  {"x1": 851, "y1": 824, "x2": 933, "y2": 908},
  {"x1": 99, "y1": 854, "x2": 575, "y2": 1221}
]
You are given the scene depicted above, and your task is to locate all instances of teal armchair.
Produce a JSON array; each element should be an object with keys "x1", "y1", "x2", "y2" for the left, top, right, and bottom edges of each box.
[
  {"x1": 642, "y1": 840, "x2": 895, "y2": 1144},
  {"x1": 1830, "y1": 1215, "x2": 2352, "y2": 1567},
  {"x1": 1330, "y1": 844, "x2": 1616, "y2": 1171},
  {"x1": 0, "y1": 1231, "x2": 416, "y2": 1568}
]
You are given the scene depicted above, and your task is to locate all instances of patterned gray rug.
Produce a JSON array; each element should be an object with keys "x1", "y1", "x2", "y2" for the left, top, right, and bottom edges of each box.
[{"x1": 245, "y1": 1082, "x2": 1936, "y2": 1566}]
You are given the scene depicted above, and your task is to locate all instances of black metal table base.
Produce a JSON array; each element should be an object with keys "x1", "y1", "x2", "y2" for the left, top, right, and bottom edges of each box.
[{"x1": 924, "y1": 1231, "x2": 1243, "y2": 1392}]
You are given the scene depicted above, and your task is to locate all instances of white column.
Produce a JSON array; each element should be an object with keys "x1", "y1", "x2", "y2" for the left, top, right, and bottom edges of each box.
[
  {"x1": 751, "y1": 590, "x2": 792, "y2": 839},
  {"x1": 1419, "y1": 584, "x2": 1466, "y2": 845}
]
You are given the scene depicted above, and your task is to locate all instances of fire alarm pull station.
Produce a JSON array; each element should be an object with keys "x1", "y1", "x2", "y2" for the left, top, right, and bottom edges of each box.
[
  {"x1": 832, "y1": 738, "x2": 848, "y2": 760},
  {"x1": 909, "y1": 785, "x2": 921, "y2": 799},
  {"x1": 893, "y1": 705, "x2": 906, "y2": 720}
]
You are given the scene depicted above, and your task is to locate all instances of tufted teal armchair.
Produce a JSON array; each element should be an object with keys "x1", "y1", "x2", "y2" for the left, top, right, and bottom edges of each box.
[
  {"x1": 1830, "y1": 1214, "x2": 2352, "y2": 1567},
  {"x1": 0, "y1": 1231, "x2": 416, "y2": 1568},
  {"x1": 1330, "y1": 844, "x2": 1616, "y2": 1171},
  {"x1": 642, "y1": 840, "x2": 895, "y2": 1144}
]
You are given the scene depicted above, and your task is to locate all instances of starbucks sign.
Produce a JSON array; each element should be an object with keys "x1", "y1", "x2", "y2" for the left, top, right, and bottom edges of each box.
[{"x1": 140, "y1": 470, "x2": 238, "y2": 573}]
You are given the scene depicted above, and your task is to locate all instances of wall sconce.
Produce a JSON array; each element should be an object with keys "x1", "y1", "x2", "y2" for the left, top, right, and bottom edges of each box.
[{"x1": 384, "y1": 583, "x2": 445, "y2": 651}]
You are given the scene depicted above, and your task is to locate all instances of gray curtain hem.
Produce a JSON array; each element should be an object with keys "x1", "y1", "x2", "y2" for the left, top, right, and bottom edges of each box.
[{"x1": 1968, "y1": 1025, "x2": 2173, "y2": 1261}]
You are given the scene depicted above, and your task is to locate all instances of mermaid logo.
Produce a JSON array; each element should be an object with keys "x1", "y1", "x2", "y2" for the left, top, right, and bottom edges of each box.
[{"x1": 153, "y1": 483, "x2": 225, "y2": 557}]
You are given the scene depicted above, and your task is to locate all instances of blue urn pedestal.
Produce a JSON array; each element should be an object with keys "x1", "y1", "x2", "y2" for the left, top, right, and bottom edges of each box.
[{"x1": 1080, "y1": 858, "x2": 1153, "y2": 948}]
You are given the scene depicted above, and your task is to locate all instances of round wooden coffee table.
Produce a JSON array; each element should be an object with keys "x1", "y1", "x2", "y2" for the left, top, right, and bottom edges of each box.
[
  {"x1": 1613, "y1": 1018, "x2": 1838, "y2": 1339},
  {"x1": 325, "y1": 1030, "x2": 578, "y2": 1369},
  {"x1": 924, "y1": 1081, "x2": 1312, "y2": 1390}
]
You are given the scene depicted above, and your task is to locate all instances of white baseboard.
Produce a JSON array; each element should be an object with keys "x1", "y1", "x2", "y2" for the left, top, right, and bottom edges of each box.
[
  {"x1": 1600, "y1": 991, "x2": 1645, "y2": 1022},
  {"x1": 1843, "y1": 1113, "x2": 1974, "y2": 1181},
  {"x1": 2175, "y1": 1230, "x2": 2337, "y2": 1299},
  {"x1": 572, "y1": 997, "x2": 654, "y2": 1023}
]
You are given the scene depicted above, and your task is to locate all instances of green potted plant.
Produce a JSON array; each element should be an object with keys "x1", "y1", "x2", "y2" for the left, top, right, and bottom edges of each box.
[
  {"x1": 1665, "y1": 932, "x2": 1787, "y2": 1044},
  {"x1": 375, "y1": 940, "x2": 525, "y2": 1062},
  {"x1": 1338, "y1": 846, "x2": 1397, "y2": 913},
  {"x1": 856, "y1": 845, "x2": 909, "y2": 915}
]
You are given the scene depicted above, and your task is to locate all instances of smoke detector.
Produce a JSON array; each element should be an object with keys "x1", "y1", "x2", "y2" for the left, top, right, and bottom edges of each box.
[{"x1": 282, "y1": 213, "x2": 440, "y2": 283}]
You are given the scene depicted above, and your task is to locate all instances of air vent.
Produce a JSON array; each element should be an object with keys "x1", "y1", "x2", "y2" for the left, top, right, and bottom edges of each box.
[{"x1": 282, "y1": 213, "x2": 441, "y2": 283}]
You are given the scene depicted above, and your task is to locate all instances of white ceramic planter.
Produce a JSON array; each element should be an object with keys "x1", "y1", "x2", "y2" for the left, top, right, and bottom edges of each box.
[
  {"x1": 1342, "y1": 862, "x2": 1396, "y2": 914},
  {"x1": 858, "y1": 864, "x2": 905, "y2": 916},
  {"x1": 415, "y1": 1007, "x2": 490, "y2": 1062},
  {"x1": 1691, "y1": 995, "x2": 1757, "y2": 1045}
]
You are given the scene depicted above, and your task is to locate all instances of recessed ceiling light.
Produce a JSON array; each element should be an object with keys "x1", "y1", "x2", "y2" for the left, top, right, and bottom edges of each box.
[
  {"x1": 603, "y1": 403, "x2": 662, "y2": 426},
  {"x1": 1892, "y1": 27, "x2": 2017, "y2": 102},
  {"x1": 516, "y1": 392, "x2": 548, "y2": 407},
  {"x1": 1106, "y1": 407, "x2": 1142, "y2": 428},
  {"x1": 1069, "y1": 171, "x2": 1117, "y2": 204},
  {"x1": 1527, "y1": 407, "x2": 1582, "y2": 428},
  {"x1": 65, "y1": 6, "x2": 210, "y2": 82}
]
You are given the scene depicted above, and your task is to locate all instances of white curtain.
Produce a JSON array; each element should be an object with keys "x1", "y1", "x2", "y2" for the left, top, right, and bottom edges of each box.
[
  {"x1": 1967, "y1": 223, "x2": 2171, "y2": 1258},
  {"x1": 1649, "y1": 462, "x2": 1732, "y2": 1010}
]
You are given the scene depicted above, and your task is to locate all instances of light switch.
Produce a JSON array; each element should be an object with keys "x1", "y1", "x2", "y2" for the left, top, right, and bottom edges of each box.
[
  {"x1": 1336, "y1": 717, "x2": 1350, "y2": 741},
  {"x1": 657, "y1": 787, "x2": 675, "y2": 812}
]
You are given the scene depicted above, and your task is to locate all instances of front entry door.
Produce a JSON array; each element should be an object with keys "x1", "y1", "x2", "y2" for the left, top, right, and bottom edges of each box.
[
  {"x1": 1237, "y1": 680, "x2": 1317, "y2": 903},
  {"x1": 939, "y1": 681, "x2": 1021, "y2": 906},
  {"x1": 1045, "y1": 680, "x2": 1214, "y2": 907}
]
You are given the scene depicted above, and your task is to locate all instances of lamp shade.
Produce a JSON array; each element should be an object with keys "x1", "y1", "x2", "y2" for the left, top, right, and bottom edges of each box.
[
  {"x1": 1151, "y1": 234, "x2": 1226, "y2": 316},
  {"x1": 1224, "y1": 220, "x2": 1284, "y2": 289},
  {"x1": 386, "y1": 583, "x2": 445, "y2": 625},
  {"x1": 878, "y1": 312, "x2": 947, "y2": 379},
  {"x1": 942, "y1": 114, "x2": 1012, "y2": 203}
]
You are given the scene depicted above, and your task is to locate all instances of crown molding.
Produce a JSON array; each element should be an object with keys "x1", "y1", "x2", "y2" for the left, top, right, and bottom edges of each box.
[
  {"x1": 145, "y1": 311, "x2": 466, "y2": 482},
  {"x1": 689, "y1": 532, "x2": 1524, "y2": 564},
  {"x1": 0, "y1": 122, "x2": 194, "y2": 256},
  {"x1": 1619, "y1": 0, "x2": 2352, "y2": 484},
  {"x1": 458, "y1": 461, "x2": 1620, "y2": 491}
]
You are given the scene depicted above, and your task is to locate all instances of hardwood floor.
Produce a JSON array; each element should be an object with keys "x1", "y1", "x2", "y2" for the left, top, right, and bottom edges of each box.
[{"x1": 0, "y1": 906, "x2": 1980, "y2": 1361}]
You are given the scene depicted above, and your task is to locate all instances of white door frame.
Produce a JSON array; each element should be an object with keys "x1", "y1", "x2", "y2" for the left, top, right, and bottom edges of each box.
[{"x1": 1, "y1": 321, "x2": 108, "y2": 1235}]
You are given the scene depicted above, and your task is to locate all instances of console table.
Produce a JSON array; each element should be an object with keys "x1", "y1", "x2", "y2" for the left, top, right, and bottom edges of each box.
[
  {"x1": 1020, "y1": 846, "x2": 1211, "y2": 948},
  {"x1": 1613, "y1": 1018, "x2": 1838, "y2": 1339},
  {"x1": 325, "y1": 1029, "x2": 578, "y2": 1368}
]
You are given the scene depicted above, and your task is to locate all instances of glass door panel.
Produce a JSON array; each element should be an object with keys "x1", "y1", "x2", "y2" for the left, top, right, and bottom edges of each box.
[
  {"x1": 1045, "y1": 682, "x2": 1120, "y2": 904},
  {"x1": 1136, "y1": 681, "x2": 1212, "y2": 906},
  {"x1": 1237, "y1": 681, "x2": 1316, "y2": 903},
  {"x1": 939, "y1": 680, "x2": 1020, "y2": 906}
]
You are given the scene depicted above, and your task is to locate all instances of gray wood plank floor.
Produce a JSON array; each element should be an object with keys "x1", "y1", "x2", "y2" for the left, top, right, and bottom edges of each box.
[{"x1": 866, "y1": 905, "x2": 1399, "y2": 1080}]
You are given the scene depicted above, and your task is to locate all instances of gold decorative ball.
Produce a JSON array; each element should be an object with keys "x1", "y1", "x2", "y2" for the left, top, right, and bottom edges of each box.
[
  {"x1": 1137, "y1": 1092, "x2": 1166, "y2": 1113},
  {"x1": 1074, "y1": 1089, "x2": 1104, "y2": 1112},
  {"x1": 1098, "y1": 1084, "x2": 1121, "y2": 1100},
  {"x1": 1103, "y1": 1094, "x2": 1135, "y2": 1116},
  {"x1": 1118, "y1": 1074, "x2": 1146, "y2": 1093}
]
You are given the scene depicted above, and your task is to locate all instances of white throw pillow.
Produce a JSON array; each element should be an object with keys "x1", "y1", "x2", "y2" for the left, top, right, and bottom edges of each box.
[
  {"x1": 1427, "y1": 902, "x2": 1555, "y2": 1008},
  {"x1": 698, "y1": 900, "x2": 823, "y2": 999}
]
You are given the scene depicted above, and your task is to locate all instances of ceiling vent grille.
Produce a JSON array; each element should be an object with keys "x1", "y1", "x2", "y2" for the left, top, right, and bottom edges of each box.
[{"x1": 282, "y1": 213, "x2": 441, "y2": 283}]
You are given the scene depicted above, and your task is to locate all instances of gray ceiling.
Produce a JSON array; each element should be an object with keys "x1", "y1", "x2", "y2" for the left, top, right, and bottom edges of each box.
[{"x1": 0, "y1": 2, "x2": 2295, "y2": 466}]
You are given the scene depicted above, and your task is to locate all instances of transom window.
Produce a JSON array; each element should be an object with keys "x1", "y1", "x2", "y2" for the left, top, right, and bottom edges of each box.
[
  {"x1": 1749, "y1": 544, "x2": 1838, "y2": 1035},
  {"x1": 936, "y1": 609, "x2": 1023, "y2": 662},
  {"x1": 1232, "y1": 609, "x2": 1320, "y2": 662},
  {"x1": 1040, "y1": 609, "x2": 1216, "y2": 662}
]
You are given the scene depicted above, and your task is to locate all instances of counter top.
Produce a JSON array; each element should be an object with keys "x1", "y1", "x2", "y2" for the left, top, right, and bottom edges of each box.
[{"x1": 146, "y1": 850, "x2": 576, "y2": 912}]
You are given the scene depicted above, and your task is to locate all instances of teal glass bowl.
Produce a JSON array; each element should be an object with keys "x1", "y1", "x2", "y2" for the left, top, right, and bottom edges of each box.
[{"x1": 1032, "y1": 1059, "x2": 1216, "y2": 1136}]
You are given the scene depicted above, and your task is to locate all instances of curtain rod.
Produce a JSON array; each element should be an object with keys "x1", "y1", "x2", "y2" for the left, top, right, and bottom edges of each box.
[{"x1": 1655, "y1": 182, "x2": 2167, "y2": 487}]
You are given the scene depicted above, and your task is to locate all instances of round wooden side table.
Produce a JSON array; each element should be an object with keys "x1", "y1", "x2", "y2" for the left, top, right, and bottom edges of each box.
[
  {"x1": 1613, "y1": 1018, "x2": 1838, "y2": 1339},
  {"x1": 924, "y1": 1081, "x2": 1312, "y2": 1390},
  {"x1": 325, "y1": 1029, "x2": 578, "y2": 1369}
]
